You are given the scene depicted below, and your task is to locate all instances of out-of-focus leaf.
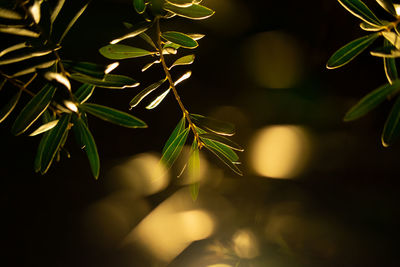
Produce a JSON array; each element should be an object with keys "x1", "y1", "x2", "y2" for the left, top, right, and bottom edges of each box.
[
  {"x1": 29, "y1": 0, "x2": 42, "y2": 24},
  {"x1": 62, "y1": 60, "x2": 105, "y2": 78},
  {"x1": 162, "y1": 116, "x2": 186, "y2": 154},
  {"x1": 74, "y1": 83, "x2": 95, "y2": 103},
  {"x1": 139, "y1": 32, "x2": 157, "y2": 49},
  {"x1": 29, "y1": 119, "x2": 59, "y2": 136},
  {"x1": 163, "y1": 3, "x2": 215, "y2": 20},
  {"x1": 34, "y1": 111, "x2": 53, "y2": 172},
  {"x1": 190, "y1": 114, "x2": 235, "y2": 136},
  {"x1": 190, "y1": 182, "x2": 199, "y2": 201},
  {"x1": 70, "y1": 73, "x2": 139, "y2": 89},
  {"x1": 163, "y1": 47, "x2": 177, "y2": 55},
  {"x1": 129, "y1": 78, "x2": 167, "y2": 109},
  {"x1": 382, "y1": 96, "x2": 400, "y2": 146},
  {"x1": 169, "y1": 54, "x2": 195, "y2": 69},
  {"x1": 0, "y1": 7, "x2": 23, "y2": 20},
  {"x1": 59, "y1": 2, "x2": 89, "y2": 43},
  {"x1": 166, "y1": 0, "x2": 193, "y2": 8},
  {"x1": 162, "y1": 31, "x2": 198, "y2": 48},
  {"x1": 44, "y1": 72, "x2": 71, "y2": 91},
  {"x1": 187, "y1": 33, "x2": 205, "y2": 40},
  {"x1": 79, "y1": 103, "x2": 147, "y2": 128},
  {"x1": 382, "y1": 31, "x2": 400, "y2": 50},
  {"x1": 40, "y1": 113, "x2": 71, "y2": 174},
  {"x1": 11, "y1": 60, "x2": 56, "y2": 77},
  {"x1": 51, "y1": 0, "x2": 65, "y2": 22},
  {"x1": 0, "y1": 77, "x2": 6, "y2": 92},
  {"x1": 73, "y1": 115, "x2": 100, "y2": 179},
  {"x1": 0, "y1": 27, "x2": 39, "y2": 37},
  {"x1": 161, "y1": 127, "x2": 189, "y2": 169},
  {"x1": 199, "y1": 133, "x2": 243, "y2": 151},
  {"x1": 11, "y1": 84, "x2": 57, "y2": 135},
  {"x1": 344, "y1": 80, "x2": 400, "y2": 121},
  {"x1": 0, "y1": 46, "x2": 59, "y2": 66},
  {"x1": 133, "y1": 0, "x2": 146, "y2": 14},
  {"x1": 146, "y1": 88, "x2": 170, "y2": 109},
  {"x1": 376, "y1": 0, "x2": 397, "y2": 16},
  {"x1": 0, "y1": 89, "x2": 21, "y2": 123},
  {"x1": 338, "y1": 0, "x2": 383, "y2": 26},
  {"x1": 99, "y1": 44, "x2": 153, "y2": 59},
  {"x1": 37, "y1": 0, "x2": 52, "y2": 37},
  {"x1": 326, "y1": 33, "x2": 379, "y2": 69},
  {"x1": 188, "y1": 140, "x2": 200, "y2": 200},
  {"x1": 0, "y1": 42, "x2": 28, "y2": 58},
  {"x1": 383, "y1": 39, "x2": 398, "y2": 84},
  {"x1": 110, "y1": 22, "x2": 151, "y2": 44}
]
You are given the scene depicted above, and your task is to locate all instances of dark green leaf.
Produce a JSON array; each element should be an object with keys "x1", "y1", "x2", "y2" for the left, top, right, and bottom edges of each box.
[
  {"x1": 134, "y1": 0, "x2": 146, "y2": 14},
  {"x1": 139, "y1": 32, "x2": 157, "y2": 49},
  {"x1": 79, "y1": 103, "x2": 147, "y2": 128},
  {"x1": 0, "y1": 89, "x2": 21, "y2": 123},
  {"x1": 129, "y1": 78, "x2": 167, "y2": 108},
  {"x1": 59, "y1": 2, "x2": 89, "y2": 43},
  {"x1": 38, "y1": 0, "x2": 52, "y2": 37},
  {"x1": 73, "y1": 115, "x2": 100, "y2": 179},
  {"x1": 344, "y1": 80, "x2": 400, "y2": 121},
  {"x1": 188, "y1": 140, "x2": 200, "y2": 201},
  {"x1": 11, "y1": 84, "x2": 57, "y2": 135},
  {"x1": 34, "y1": 110, "x2": 54, "y2": 172},
  {"x1": 110, "y1": 22, "x2": 151, "y2": 44},
  {"x1": 161, "y1": 127, "x2": 189, "y2": 169},
  {"x1": 382, "y1": 96, "x2": 400, "y2": 147},
  {"x1": 199, "y1": 133, "x2": 244, "y2": 151},
  {"x1": 203, "y1": 142, "x2": 242, "y2": 176},
  {"x1": 62, "y1": 60, "x2": 105, "y2": 79},
  {"x1": 163, "y1": 3, "x2": 215, "y2": 20},
  {"x1": 99, "y1": 44, "x2": 153, "y2": 60},
  {"x1": 166, "y1": 0, "x2": 194, "y2": 7},
  {"x1": 72, "y1": 112, "x2": 88, "y2": 149},
  {"x1": 74, "y1": 84, "x2": 95, "y2": 103},
  {"x1": 338, "y1": 0, "x2": 383, "y2": 26},
  {"x1": 190, "y1": 114, "x2": 235, "y2": 136},
  {"x1": 162, "y1": 116, "x2": 186, "y2": 154},
  {"x1": 170, "y1": 54, "x2": 195, "y2": 69},
  {"x1": 162, "y1": 31, "x2": 198, "y2": 48},
  {"x1": 40, "y1": 113, "x2": 71, "y2": 174},
  {"x1": 376, "y1": 0, "x2": 396, "y2": 16},
  {"x1": 383, "y1": 39, "x2": 398, "y2": 84},
  {"x1": 70, "y1": 73, "x2": 139, "y2": 89},
  {"x1": 327, "y1": 33, "x2": 379, "y2": 69},
  {"x1": 190, "y1": 182, "x2": 199, "y2": 201}
]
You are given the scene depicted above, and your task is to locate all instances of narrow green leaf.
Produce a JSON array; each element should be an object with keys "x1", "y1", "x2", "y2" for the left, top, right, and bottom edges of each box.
[
  {"x1": 327, "y1": 33, "x2": 379, "y2": 69},
  {"x1": 73, "y1": 115, "x2": 100, "y2": 179},
  {"x1": 161, "y1": 127, "x2": 189, "y2": 169},
  {"x1": 59, "y1": 2, "x2": 89, "y2": 43},
  {"x1": 0, "y1": 27, "x2": 39, "y2": 37},
  {"x1": 34, "y1": 111, "x2": 53, "y2": 172},
  {"x1": 188, "y1": 140, "x2": 200, "y2": 201},
  {"x1": 359, "y1": 21, "x2": 386, "y2": 31},
  {"x1": 0, "y1": 77, "x2": 6, "y2": 92},
  {"x1": 169, "y1": 54, "x2": 195, "y2": 69},
  {"x1": 74, "y1": 84, "x2": 95, "y2": 103},
  {"x1": 44, "y1": 72, "x2": 71, "y2": 91},
  {"x1": 146, "y1": 88, "x2": 170, "y2": 109},
  {"x1": 79, "y1": 103, "x2": 147, "y2": 128},
  {"x1": 0, "y1": 7, "x2": 23, "y2": 20},
  {"x1": 11, "y1": 60, "x2": 57, "y2": 77},
  {"x1": 382, "y1": 96, "x2": 400, "y2": 146},
  {"x1": 344, "y1": 80, "x2": 400, "y2": 121},
  {"x1": 70, "y1": 73, "x2": 139, "y2": 89},
  {"x1": 129, "y1": 78, "x2": 167, "y2": 108},
  {"x1": 338, "y1": 0, "x2": 383, "y2": 26},
  {"x1": 134, "y1": 0, "x2": 146, "y2": 14},
  {"x1": 0, "y1": 89, "x2": 22, "y2": 123},
  {"x1": 0, "y1": 46, "x2": 59, "y2": 66},
  {"x1": 139, "y1": 32, "x2": 157, "y2": 49},
  {"x1": 110, "y1": 22, "x2": 151, "y2": 44},
  {"x1": 190, "y1": 114, "x2": 235, "y2": 136},
  {"x1": 162, "y1": 31, "x2": 198, "y2": 48},
  {"x1": 376, "y1": 0, "x2": 397, "y2": 16},
  {"x1": 99, "y1": 44, "x2": 153, "y2": 60},
  {"x1": 0, "y1": 42, "x2": 28, "y2": 58},
  {"x1": 203, "y1": 143, "x2": 242, "y2": 176},
  {"x1": 141, "y1": 59, "x2": 160, "y2": 72},
  {"x1": 162, "y1": 116, "x2": 186, "y2": 154},
  {"x1": 199, "y1": 133, "x2": 244, "y2": 151},
  {"x1": 72, "y1": 112, "x2": 88, "y2": 149},
  {"x1": 190, "y1": 182, "x2": 200, "y2": 201},
  {"x1": 40, "y1": 113, "x2": 71, "y2": 174},
  {"x1": 11, "y1": 84, "x2": 57, "y2": 135},
  {"x1": 383, "y1": 39, "x2": 398, "y2": 84},
  {"x1": 29, "y1": 119, "x2": 59, "y2": 136},
  {"x1": 166, "y1": 0, "x2": 194, "y2": 8},
  {"x1": 62, "y1": 60, "x2": 105, "y2": 79},
  {"x1": 163, "y1": 3, "x2": 215, "y2": 20},
  {"x1": 51, "y1": 0, "x2": 66, "y2": 22}
]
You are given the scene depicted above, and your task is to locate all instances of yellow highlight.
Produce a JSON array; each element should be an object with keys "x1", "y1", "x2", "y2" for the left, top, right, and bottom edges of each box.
[
  {"x1": 249, "y1": 125, "x2": 311, "y2": 179},
  {"x1": 232, "y1": 229, "x2": 259, "y2": 259}
]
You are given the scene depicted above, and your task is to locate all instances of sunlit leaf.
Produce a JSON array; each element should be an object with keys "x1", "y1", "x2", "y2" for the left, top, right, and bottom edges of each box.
[
  {"x1": 29, "y1": 0, "x2": 42, "y2": 24},
  {"x1": 344, "y1": 80, "x2": 400, "y2": 121},
  {"x1": 326, "y1": 33, "x2": 379, "y2": 69},
  {"x1": 0, "y1": 27, "x2": 39, "y2": 37},
  {"x1": 129, "y1": 78, "x2": 167, "y2": 108},
  {"x1": 134, "y1": 0, "x2": 146, "y2": 14},
  {"x1": 376, "y1": 0, "x2": 397, "y2": 16},
  {"x1": 166, "y1": 0, "x2": 194, "y2": 8},
  {"x1": 70, "y1": 73, "x2": 139, "y2": 89},
  {"x1": 11, "y1": 60, "x2": 57, "y2": 77},
  {"x1": 163, "y1": 3, "x2": 214, "y2": 20},
  {"x1": 110, "y1": 22, "x2": 151, "y2": 44},
  {"x1": 29, "y1": 119, "x2": 59, "y2": 136},
  {"x1": 51, "y1": 0, "x2": 65, "y2": 22},
  {"x1": 162, "y1": 116, "x2": 186, "y2": 154},
  {"x1": 187, "y1": 33, "x2": 205, "y2": 40},
  {"x1": 382, "y1": 96, "x2": 400, "y2": 146},
  {"x1": 174, "y1": 70, "x2": 192, "y2": 86},
  {"x1": 338, "y1": 0, "x2": 383, "y2": 26},
  {"x1": 190, "y1": 114, "x2": 235, "y2": 136},
  {"x1": 11, "y1": 84, "x2": 57, "y2": 135},
  {"x1": 73, "y1": 115, "x2": 100, "y2": 179},
  {"x1": 203, "y1": 141, "x2": 242, "y2": 175},
  {"x1": 359, "y1": 21, "x2": 386, "y2": 31},
  {"x1": 99, "y1": 44, "x2": 153, "y2": 59},
  {"x1": 40, "y1": 113, "x2": 71, "y2": 174},
  {"x1": 0, "y1": 89, "x2": 21, "y2": 124},
  {"x1": 139, "y1": 32, "x2": 157, "y2": 49},
  {"x1": 382, "y1": 31, "x2": 400, "y2": 50},
  {"x1": 0, "y1": 42, "x2": 28, "y2": 58},
  {"x1": 141, "y1": 59, "x2": 160, "y2": 72},
  {"x1": 199, "y1": 133, "x2": 244, "y2": 151},
  {"x1": 59, "y1": 2, "x2": 89, "y2": 43},
  {"x1": 162, "y1": 31, "x2": 198, "y2": 48},
  {"x1": 44, "y1": 72, "x2": 71, "y2": 91},
  {"x1": 383, "y1": 39, "x2": 398, "y2": 84},
  {"x1": 79, "y1": 103, "x2": 147, "y2": 128},
  {"x1": 74, "y1": 83, "x2": 95, "y2": 103},
  {"x1": 163, "y1": 47, "x2": 177, "y2": 55},
  {"x1": 105, "y1": 62, "x2": 119, "y2": 74},
  {"x1": 146, "y1": 88, "x2": 170, "y2": 109},
  {"x1": 0, "y1": 7, "x2": 22, "y2": 20},
  {"x1": 62, "y1": 60, "x2": 105, "y2": 78},
  {"x1": 161, "y1": 127, "x2": 190, "y2": 169},
  {"x1": 169, "y1": 54, "x2": 195, "y2": 69},
  {"x1": 0, "y1": 46, "x2": 59, "y2": 65}
]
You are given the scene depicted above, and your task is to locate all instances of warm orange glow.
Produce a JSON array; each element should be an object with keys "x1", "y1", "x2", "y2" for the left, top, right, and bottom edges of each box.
[{"x1": 232, "y1": 229, "x2": 259, "y2": 259}]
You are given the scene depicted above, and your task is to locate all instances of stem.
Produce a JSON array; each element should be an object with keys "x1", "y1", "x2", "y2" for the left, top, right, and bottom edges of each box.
[
  {"x1": 155, "y1": 18, "x2": 203, "y2": 148},
  {"x1": 0, "y1": 71, "x2": 37, "y2": 97}
]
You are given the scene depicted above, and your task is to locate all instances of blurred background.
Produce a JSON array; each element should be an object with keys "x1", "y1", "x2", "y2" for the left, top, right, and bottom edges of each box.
[{"x1": 1, "y1": 0, "x2": 400, "y2": 266}]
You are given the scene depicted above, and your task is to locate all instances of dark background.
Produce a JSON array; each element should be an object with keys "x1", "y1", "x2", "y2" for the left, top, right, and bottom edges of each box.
[{"x1": 1, "y1": 0, "x2": 399, "y2": 266}]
